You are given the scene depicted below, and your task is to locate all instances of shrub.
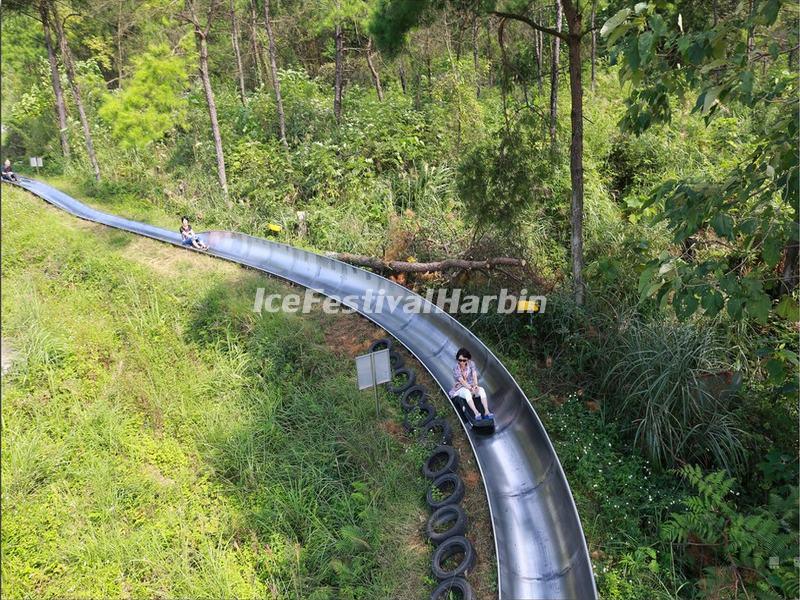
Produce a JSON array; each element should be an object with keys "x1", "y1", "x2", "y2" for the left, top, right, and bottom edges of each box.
[
  {"x1": 599, "y1": 315, "x2": 748, "y2": 472},
  {"x1": 662, "y1": 464, "x2": 799, "y2": 599}
]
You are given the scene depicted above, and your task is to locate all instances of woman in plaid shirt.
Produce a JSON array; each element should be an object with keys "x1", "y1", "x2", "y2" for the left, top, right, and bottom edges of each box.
[{"x1": 449, "y1": 348, "x2": 493, "y2": 420}]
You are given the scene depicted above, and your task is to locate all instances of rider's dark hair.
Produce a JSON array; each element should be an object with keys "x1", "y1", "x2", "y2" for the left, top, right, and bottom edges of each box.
[
  {"x1": 456, "y1": 348, "x2": 471, "y2": 361},
  {"x1": 181, "y1": 215, "x2": 190, "y2": 222}
]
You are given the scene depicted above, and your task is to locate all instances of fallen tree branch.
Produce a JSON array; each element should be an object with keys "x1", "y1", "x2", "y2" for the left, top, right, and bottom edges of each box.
[{"x1": 325, "y1": 252, "x2": 526, "y2": 273}]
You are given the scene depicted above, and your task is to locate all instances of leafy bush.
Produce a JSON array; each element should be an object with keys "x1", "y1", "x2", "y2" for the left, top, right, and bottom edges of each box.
[
  {"x1": 457, "y1": 112, "x2": 554, "y2": 231},
  {"x1": 599, "y1": 315, "x2": 749, "y2": 472},
  {"x1": 99, "y1": 44, "x2": 189, "y2": 150},
  {"x1": 662, "y1": 464, "x2": 799, "y2": 599}
]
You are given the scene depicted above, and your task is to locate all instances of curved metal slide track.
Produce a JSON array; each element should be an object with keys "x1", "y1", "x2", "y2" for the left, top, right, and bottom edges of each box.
[{"x1": 11, "y1": 178, "x2": 597, "y2": 599}]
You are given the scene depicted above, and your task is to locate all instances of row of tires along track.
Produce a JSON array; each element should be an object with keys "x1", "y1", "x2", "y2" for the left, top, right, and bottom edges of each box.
[{"x1": 370, "y1": 338, "x2": 477, "y2": 600}]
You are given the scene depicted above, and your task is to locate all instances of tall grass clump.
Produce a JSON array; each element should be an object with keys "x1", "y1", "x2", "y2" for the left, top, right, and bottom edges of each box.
[{"x1": 599, "y1": 314, "x2": 748, "y2": 472}]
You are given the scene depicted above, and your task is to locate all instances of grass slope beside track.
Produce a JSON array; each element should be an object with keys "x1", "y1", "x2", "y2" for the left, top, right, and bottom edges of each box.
[{"x1": 1, "y1": 185, "x2": 435, "y2": 599}]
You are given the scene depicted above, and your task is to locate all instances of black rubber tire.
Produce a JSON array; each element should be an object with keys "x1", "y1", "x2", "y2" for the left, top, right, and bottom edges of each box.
[
  {"x1": 426, "y1": 473, "x2": 465, "y2": 509},
  {"x1": 430, "y1": 577, "x2": 474, "y2": 600},
  {"x1": 387, "y1": 367, "x2": 416, "y2": 394},
  {"x1": 431, "y1": 536, "x2": 476, "y2": 580},
  {"x1": 369, "y1": 337, "x2": 393, "y2": 353},
  {"x1": 403, "y1": 402, "x2": 436, "y2": 432},
  {"x1": 426, "y1": 504, "x2": 468, "y2": 545},
  {"x1": 400, "y1": 385, "x2": 428, "y2": 412},
  {"x1": 418, "y1": 418, "x2": 453, "y2": 446},
  {"x1": 422, "y1": 445, "x2": 459, "y2": 479},
  {"x1": 389, "y1": 350, "x2": 404, "y2": 371}
]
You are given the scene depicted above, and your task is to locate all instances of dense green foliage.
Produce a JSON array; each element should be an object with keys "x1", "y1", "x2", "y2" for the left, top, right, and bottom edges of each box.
[
  {"x1": 1, "y1": 0, "x2": 797, "y2": 597},
  {"x1": 99, "y1": 44, "x2": 189, "y2": 149}
]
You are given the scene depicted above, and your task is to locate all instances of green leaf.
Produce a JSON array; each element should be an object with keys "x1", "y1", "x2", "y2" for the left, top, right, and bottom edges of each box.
[
  {"x1": 607, "y1": 22, "x2": 634, "y2": 47},
  {"x1": 641, "y1": 281, "x2": 663, "y2": 300},
  {"x1": 601, "y1": 8, "x2": 631, "y2": 39},
  {"x1": 763, "y1": 236, "x2": 782, "y2": 267},
  {"x1": 703, "y1": 86, "x2": 722, "y2": 115},
  {"x1": 675, "y1": 290, "x2": 699, "y2": 319},
  {"x1": 711, "y1": 213, "x2": 734, "y2": 238},
  {"x1": 769, "y1": 41, "x2": 780, "y2": 59},
  {"x1": 760, "y1": 0, "x2": 780, "y2": 25},
  {"x1": 738, "y1": 70, "x2": 755, "y2": 103},
  {"x1": 638, "y1": 31, "x2": 655, "y2": 65},
  {"x1": 649, "y1": 13, "x2": 667, "y2": 37},
  {"x1": 727, "y1": 296, "x2": 744, "y2": 320},
  {"x1": 687, "y1": 41, "x2": 708, "y2": 64},
  {"x1": 638, "y1": 262, "x2": 659, "y2": 294},
  {"x1": 775, "y1": 296, "x2": 800, "y2": 321},
  {"x1": 765, "y1": 358, "x2": 785, "y2": 384},
  {"x1": 701, "y1": 289, "x2": 725, "y2": 317},
  {"x1": 746, "y1": 293, "x2": 771, "y2": 323},
  {"x1": 625, "y1": 38, "x2": 641, "y2": 71}
]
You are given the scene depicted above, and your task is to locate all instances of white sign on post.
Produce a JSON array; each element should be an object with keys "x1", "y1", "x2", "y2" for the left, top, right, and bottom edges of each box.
[
  {"x1": 29, "y1": 157, "x2": 43, "y2": 168},
  {"x1": 355, "y1": 348, "x2": 391, "y2": 390},
  {"x1": 356, "y1": 348, "x2": 392, "y2": 418}
]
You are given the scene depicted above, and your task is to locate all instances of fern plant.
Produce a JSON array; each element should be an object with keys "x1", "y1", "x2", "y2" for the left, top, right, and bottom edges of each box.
[{"x1": 661, "y1": 465, "x2": 799, "y2": 599}]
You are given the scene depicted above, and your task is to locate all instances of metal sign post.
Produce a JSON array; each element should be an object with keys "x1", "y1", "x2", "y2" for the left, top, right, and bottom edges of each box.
[
  {"x1": 29, "y1": 157, "x2": 43, "y2": 176},
  {"x1": 356, "y1": 348, "x2": 391, "y2": 418}
]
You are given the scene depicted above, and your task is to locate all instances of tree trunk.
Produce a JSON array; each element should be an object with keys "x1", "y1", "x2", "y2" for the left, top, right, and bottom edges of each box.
[
  {"x1": 746, "y1": 0, "x2": 755, "y2": 61},
  {"x1": 263, "y1": 0, "x2": 288, "y2": 147},
  {"x1": 40, "y1": 1, "x2": 70, "y2": 159},
  {"x1": 333, "y1": 22, "x2": 344, "y2": 121},
  {"x1": 590, "y1": 0, "x2": 597, "y2": 91},
  {"x1": 51, "y1": 1, "x2": 100, "y2": 180},
  {"x1": 365, "y1": 38, "x2": 384, "y2": 101},
  {"x1": 564, "y1": 5, "x2": 585, "y2": 305},
  {"x1": 485, "y1": 18, "x2": 494, "y2": 87},
  {"x1": 249, "y1": 0, "x2": 265, "y2": 87},
  {"x1": 398, "y1": 63, "x2": 407, "y2": 94},
  {"x1": 325, "y1": 252, "x2": 525, "y2": 273},
  {"x1": 536, "y1": 28, "x2": 543, "y2": 94},
  {"x1": 116, "y1": 10, "x2": 124, "y2": 88},
  {"x1": 194, "y1": 27, "x2": 229, "y2": 199},
  {"x1": 779, "y1": 241, "x2": 799, "y2": 295},
  {"x1": 472, "y1": 15, "x2": 481, "y2": 98},
  {"x1": 549, "y1": 0, "x2": 563, "y2": 148},
  {"x1": 230, "y1": 0, "x2": 247, "y2": 103},
  {"x1": 491, "y1": 3, "x2": 585, "y2": 304}
]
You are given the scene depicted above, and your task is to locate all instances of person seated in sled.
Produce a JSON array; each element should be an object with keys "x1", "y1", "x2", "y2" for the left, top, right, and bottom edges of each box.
[
  {"x1": 179, "y1": 216, "x2": 208, "y2": 250},
  {"x1": 2, "y1": 159, "x2": 19, "y2": 182},
  {"x1": 449, "y1": 348, "x2": 493, "y2": 420}
]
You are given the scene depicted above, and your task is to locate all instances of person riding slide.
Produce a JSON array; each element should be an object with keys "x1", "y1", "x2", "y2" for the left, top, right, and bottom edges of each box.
[
  {"x1": 449, "y1": 348, "x2": 493, "y2": 420},
  {"x1": 179, "y1": 216, "x2": 208, "y2": 250},
  {"x1": 2, "y1": 159, "x2": 19, "y2": 182}
]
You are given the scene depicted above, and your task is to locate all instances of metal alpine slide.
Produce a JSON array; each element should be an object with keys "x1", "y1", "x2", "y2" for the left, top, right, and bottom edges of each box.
[{"x1": 10, "y1": 177, "x2": 598, "y2": 599}]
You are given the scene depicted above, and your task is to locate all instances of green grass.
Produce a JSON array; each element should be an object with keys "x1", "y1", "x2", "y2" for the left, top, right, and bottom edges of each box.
[{"x1": 1, "y1": 186, "x2": 429, "y2": 599}]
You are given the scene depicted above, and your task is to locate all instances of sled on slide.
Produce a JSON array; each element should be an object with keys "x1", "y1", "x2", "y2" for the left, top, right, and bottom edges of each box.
[{"x1": 451, "y1": 393, "x2": 495, "y2": 433}]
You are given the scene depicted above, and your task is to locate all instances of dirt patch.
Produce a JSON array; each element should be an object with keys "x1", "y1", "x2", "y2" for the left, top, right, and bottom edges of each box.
[
  {"x1": 119, "y1": 235, "x2": 240, "y2": 278},
  {"x1": 321, "y1": 312, "x2": 387, "y2": 358},
  {"x1": 462, "y1": 469, "x2": 481, "y2": 489},
  {"x1": 380, "y1": 419, "x2": 408, "y2": 442}
]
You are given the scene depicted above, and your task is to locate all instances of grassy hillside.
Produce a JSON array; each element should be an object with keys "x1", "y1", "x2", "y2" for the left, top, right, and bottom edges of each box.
[{"x1": 1, "y1": 185, "x2": 432, "y2": 599}]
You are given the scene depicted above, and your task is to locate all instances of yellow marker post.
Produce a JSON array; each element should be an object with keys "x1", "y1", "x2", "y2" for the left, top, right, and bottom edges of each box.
[
  {"x1": 267, "y1": 223, "x2": 282, "y2": 233},
  {"x1": 516, "y1": 299, "x2": 541, "y2": 313}
]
